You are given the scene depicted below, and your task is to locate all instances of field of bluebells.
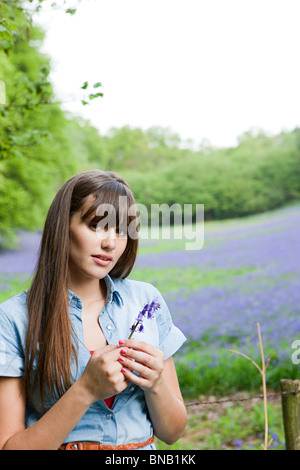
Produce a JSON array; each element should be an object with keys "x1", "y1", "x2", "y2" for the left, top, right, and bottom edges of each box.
[
  {"x1": 0, "y1": 202, "x2": 299, "y2": 449},
  {"x1": 1, "y1": 203, "x2": 300, "y2": 396},
  {"x1": 131, "y1": 202, "x2": 300, "y2": 396}
]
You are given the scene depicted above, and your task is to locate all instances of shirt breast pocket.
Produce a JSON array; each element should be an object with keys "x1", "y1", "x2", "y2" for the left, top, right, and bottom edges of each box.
[{"x1": 131, "y1": 322, "x2": 160, "y2": 350}]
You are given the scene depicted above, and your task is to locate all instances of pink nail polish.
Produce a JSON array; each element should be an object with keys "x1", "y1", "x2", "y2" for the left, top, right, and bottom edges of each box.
[
  {"x1": 119, "y1": 340, "x2": 125, "y2": 345},
  {"x1": 119, "y1": 356, "x2": 125, "y2": 362},
  {"x1": 121, "y1": 368, "x2": 127, "y2": 373},
  {"x1": 121, "y1": 348, "x2": 127, "y2": 355}
]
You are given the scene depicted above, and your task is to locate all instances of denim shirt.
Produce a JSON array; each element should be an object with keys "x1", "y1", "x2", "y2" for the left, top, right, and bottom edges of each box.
[{"x1": 0, "y1": 275, "x2": 186, "y2": 449}]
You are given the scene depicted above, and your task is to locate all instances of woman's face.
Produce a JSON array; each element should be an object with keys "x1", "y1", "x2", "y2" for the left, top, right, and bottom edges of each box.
[{"x1": 69, "y1": 197, "x2": 128, "y2": 282}]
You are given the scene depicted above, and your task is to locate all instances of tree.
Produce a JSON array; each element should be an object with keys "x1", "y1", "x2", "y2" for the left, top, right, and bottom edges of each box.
[
  {"x1": 0, "y1": 1, "x2": 103, "y2": 248},
  {"x1": 0, "y1": 2, "x2": 77, "y2": 246},
  {"x1": 105, "y1": 126, "x2": 152, "y2": 171}
]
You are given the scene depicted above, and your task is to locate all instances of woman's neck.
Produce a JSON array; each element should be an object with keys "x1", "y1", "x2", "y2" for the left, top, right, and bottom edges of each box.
[{"x1": 69, "y1": 276, "x2": 107, "y2": 306}]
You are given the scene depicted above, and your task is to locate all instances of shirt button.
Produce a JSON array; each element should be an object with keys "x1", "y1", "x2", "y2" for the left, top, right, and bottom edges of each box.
[
  {"x1": 129, "y1": 386, "x2": 135, "y2": 392},
  {"x1": 106, "y1": 324, "x2": 112, "y2": 330},
  {"x1": 106, "y1": 413, "x2": 113, "y2": 420}
]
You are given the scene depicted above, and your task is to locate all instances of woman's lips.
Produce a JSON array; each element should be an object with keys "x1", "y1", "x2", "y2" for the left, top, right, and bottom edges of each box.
[{"x1": 91, "y1": 254, "x2": 113, "y2": 267}]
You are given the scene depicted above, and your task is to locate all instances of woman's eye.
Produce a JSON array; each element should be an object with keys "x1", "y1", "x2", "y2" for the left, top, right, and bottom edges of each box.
[
  {"x1": 90, "y1": 223, "x2": 127, "y2": 237},
  {"x1": 90, "y1": 221, "x2": 108, "y2": 231}
]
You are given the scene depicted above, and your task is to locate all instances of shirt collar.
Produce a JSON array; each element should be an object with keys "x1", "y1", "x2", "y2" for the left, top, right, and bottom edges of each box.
[
  {"x1": 68, "y1": 274, "x2": 123, "y2": 308},
  {"x1": 104, "y1": 274, "x2": 124, "y2": 305}
]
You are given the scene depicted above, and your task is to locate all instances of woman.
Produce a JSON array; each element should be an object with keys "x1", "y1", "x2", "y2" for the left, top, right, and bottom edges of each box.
[{"x1": 0, "y1": 169, "x2": 187, "y2": 450}]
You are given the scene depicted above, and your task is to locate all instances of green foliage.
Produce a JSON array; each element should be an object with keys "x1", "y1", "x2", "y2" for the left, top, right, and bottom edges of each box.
[
  {"x1": 0, "y1": 2, "x2": 82, "y2": 245},
  {"x1": 80, "y1": 81, "x2": 103, "y2": 106},
  {"x1": 120, "y1": 128, "x2": 300, "y2": 222},
  {"x1": 77, "y1": 122, "x2": 300, "y2": 223}
]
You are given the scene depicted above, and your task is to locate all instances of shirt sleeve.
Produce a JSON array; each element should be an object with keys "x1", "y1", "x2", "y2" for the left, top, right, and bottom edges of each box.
[
  {"x1": 152, "y1": 287, "x2": 187, "y2": 360},
  {"x1": 0, "y1": 307, "x2": 25, "y2": 377}
]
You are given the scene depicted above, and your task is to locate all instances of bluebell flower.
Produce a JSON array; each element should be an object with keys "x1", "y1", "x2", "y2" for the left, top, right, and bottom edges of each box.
[
  {"x1": 146, "y1": 298, "x2": 160, "y2": 319},
  {"x1": 270, "y1": 431, "x2": 279, "y2": 443},
  {"x1": 234, "y1": 439, "x2": 243, "y2": 446},
  {"x1": 128, "y1": 298, "x2": 161, "y2": 339}
]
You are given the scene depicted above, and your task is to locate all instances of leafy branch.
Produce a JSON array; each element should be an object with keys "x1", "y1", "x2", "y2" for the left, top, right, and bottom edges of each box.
[
  {"x1": 0, "y1": 0, "x2": 103, "y2": 159},
  {"x1": 80, "y1": 81, "x2": 103, "y2": 106}
]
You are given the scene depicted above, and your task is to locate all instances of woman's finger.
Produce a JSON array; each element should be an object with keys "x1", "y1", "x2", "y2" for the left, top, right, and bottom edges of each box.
[
  {"x1": 119, "y1": 339, "x2": 158, "y2": 356},
  {"x1": 118, "y1": 355, "x2": 153, "y2": 378},
  {"x1": 120, "y1": 347, "x2": 156, "y2": 369}
]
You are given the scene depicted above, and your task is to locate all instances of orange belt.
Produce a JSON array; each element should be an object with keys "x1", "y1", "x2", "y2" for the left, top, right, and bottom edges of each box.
[{"x1": 58, "y1": 435, "x2": 154, "y2": 450}]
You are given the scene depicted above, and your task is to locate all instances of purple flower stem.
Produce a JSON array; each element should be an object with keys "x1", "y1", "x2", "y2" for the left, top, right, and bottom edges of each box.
[
  {"x1": 128, "y1": 322, "x2": 139, "y2": 340},
  {"x1": 128, "y1": 304, "x2": 149, "y2": 339}
]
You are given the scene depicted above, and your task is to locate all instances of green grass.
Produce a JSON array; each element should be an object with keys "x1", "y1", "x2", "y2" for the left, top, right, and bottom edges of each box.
[
  {"x1": 130, "y1": 265, "x2": 257, "y2": 296},
  {"x1": 174, "y1": 341, "x2": 299, "y2": 398},
  {"x1": 156, "y1": 395, "x2": 285, "y2": 450},
  {"x1": 0, "y1": 276, "x2": 31, "y2": 303}
]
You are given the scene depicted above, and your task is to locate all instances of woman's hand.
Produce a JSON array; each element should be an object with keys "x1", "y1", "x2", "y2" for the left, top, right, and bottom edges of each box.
[
  {"x1": 117, "y1": 339, "x2": 164, "y2": 392},
  {"x1": 118, "y1": 340, "x2": 187, "y2": 445},
  {"x1": 79, "y1": 344, "x2": 130, "y2": 404}
]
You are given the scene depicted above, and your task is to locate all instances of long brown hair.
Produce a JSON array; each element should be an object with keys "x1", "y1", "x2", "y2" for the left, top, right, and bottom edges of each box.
[{"x1": 24, "y1": 170, "x2": 138, "y2": 407}]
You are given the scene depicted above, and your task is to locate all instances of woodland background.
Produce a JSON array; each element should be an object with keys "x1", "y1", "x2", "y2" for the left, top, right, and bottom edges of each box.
[{"x1": 1, "y1": 1, "x2": 300, "y2": 249}]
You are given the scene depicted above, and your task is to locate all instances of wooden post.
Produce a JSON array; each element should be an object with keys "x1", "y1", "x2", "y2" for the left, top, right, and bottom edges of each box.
[{"x1": 281, "y1": 379, "x2": 300, "y2": 450}]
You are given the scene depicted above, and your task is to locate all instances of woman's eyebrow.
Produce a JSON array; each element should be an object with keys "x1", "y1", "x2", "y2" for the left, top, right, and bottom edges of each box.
[{"x1": 85, "y1": 213, "x2": 104, "y2": 223}]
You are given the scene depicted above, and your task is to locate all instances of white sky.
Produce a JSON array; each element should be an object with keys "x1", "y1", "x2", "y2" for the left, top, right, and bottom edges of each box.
[{"x1": 35, "y1": 0, "x2": 300, "y2": 148}]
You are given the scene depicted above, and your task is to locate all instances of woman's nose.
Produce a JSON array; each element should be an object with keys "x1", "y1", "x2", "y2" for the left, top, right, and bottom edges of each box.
[{"x1": 100, "y1": 228, "x2": 117, "y2": 250}]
